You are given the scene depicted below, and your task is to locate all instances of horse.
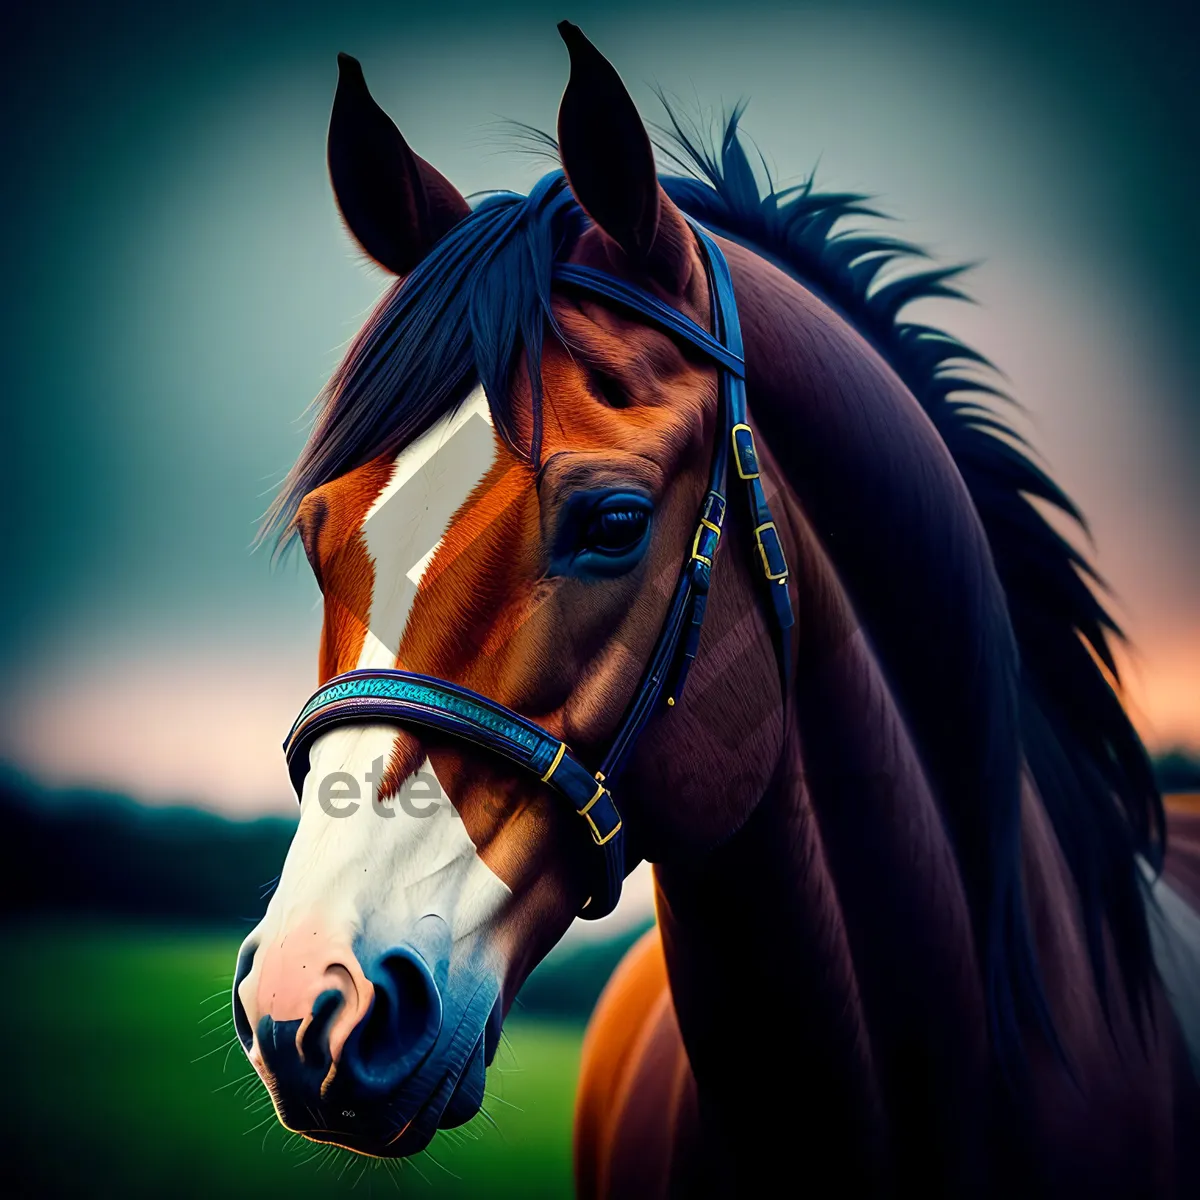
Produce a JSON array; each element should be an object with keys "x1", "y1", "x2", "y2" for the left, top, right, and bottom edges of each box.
[{"x1": 231, "y1": 23, "x2": 1200, "y2": 1196}]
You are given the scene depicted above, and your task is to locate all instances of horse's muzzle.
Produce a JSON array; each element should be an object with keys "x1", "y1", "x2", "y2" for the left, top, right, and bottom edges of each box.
[{"x1": 232, "y1": 923, "x2": 501, "y2": 1156}]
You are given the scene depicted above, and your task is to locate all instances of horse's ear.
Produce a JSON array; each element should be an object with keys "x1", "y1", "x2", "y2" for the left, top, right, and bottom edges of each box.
[
  {"x1": 327, "y1": 53, "x2": 470, "y2": 275},
  {"x1": 556, "y1": 23, "x2": 691, "y2": 293}
]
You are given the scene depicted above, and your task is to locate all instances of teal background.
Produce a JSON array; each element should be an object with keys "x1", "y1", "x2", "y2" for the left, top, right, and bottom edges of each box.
[{"x1": 2, "y1": 2, "x2": 1197, "y2": 711}]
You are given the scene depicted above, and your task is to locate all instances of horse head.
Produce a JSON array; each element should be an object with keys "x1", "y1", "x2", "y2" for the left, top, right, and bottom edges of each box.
[{"x1": 232, "y1": 24, "x2": 785, "y2": 1156}]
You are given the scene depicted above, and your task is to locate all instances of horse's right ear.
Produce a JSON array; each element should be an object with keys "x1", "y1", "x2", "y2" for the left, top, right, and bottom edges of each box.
[
  {"x1": 327, "y1": 54, "x2": 470, "y2": 275},
  {"x1": 555, "y1": 23, "x2": 691, "y2": 294}
]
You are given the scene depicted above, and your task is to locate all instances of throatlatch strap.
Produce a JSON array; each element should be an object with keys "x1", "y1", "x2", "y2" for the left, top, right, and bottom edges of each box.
[{"x1": 694, "y1": 222, "x2": 795, "y2": 688}]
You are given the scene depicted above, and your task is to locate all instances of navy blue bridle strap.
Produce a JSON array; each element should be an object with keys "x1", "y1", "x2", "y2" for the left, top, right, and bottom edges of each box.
[
  {"x1": 697, "y1": 223, "x2": 795, "y2": 684},
  {"x1": 283, "y1": 670, "x2": 625, "y2": 915},
  {"x1": 591, "y1": 221, "x2": 793, "y2": 782},
  {"x1": 552, "y1": 264, "x2": 746, "y2": 378}
]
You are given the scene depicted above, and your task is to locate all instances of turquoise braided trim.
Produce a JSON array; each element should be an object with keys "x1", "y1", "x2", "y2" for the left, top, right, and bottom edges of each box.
[{"x1": 294, "y1": 675, "x2": 543, "y2": 753}]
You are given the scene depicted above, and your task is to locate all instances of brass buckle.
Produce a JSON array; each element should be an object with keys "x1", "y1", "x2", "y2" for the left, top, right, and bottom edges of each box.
[
  {"x1": 585, "y1": 813, "x2": 623, "y2": 846},
  {"x1": 754, "y1": 521, "x2": 789, "y2": 582},
  {"x1": 731, "y1": 423, "x2": 760, "y2": 480},
  {"x1": 579, "y1": 778, "x2": 622, "y2": 846},
  {"x1": 690, "y1": 516, "x2": 722, "y2": 567}
]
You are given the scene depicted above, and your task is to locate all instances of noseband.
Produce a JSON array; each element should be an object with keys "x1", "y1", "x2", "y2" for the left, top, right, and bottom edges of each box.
[{"x1": 283, "y1": 222, "x2": 794, "y2": 919}]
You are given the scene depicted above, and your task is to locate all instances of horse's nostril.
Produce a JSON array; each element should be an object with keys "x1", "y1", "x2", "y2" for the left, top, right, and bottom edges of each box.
[
  {"x1": 346, "y1": 949, "x2": 443, "y2": 1092},
  {"x1": 300, "y1": 988, "x2": 344, "y2": 1068},
  {"x1": 232, "y1": 942, "x2": 256, "y2": 1051}
]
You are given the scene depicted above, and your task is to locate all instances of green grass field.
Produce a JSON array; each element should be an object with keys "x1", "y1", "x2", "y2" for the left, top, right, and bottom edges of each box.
[{"x1": 2, "y1": 921, "x2": 583, "y2": 1198}]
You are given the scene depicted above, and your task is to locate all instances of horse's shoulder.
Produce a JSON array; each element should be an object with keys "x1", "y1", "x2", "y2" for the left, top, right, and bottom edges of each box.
[{"x1": 573, "y1": 923, "x2": 697, "y2": 1199}]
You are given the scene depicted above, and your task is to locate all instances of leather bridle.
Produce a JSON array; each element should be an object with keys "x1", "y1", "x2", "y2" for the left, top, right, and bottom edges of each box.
[{"x1": 282, "y1": 221, "x2": 794, "y2": 919}]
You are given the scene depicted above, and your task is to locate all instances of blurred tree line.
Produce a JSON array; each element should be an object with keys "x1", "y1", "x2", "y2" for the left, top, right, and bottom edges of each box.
[
  {"x1": 5, "y1": 753, "x2": 1199, "y2": 925},
  {"x1": 0, "y1": 768, "x2": 295, "y2": 924},
  {"x1": 0, "y1": 767, "x2": 650, "y2": 1018}
]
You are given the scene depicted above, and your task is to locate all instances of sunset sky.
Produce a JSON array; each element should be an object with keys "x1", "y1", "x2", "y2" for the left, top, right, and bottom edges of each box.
[{"x1": 3, "y1": 0, "x2": 1197, "y2": 819}]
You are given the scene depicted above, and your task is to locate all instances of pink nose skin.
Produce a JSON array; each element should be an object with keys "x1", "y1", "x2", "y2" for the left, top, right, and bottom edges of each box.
[{"x1": 240, "y1": 917, "x2": 374, "y2": 1073}]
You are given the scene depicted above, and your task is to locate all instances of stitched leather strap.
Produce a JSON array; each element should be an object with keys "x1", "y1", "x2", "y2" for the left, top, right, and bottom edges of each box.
[{"x1": 284, "y1": 670, "x2": 625, "y2": 915}]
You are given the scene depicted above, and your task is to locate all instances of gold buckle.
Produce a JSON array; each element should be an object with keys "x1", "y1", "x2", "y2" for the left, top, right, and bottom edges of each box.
[
  {"x1": 690, "y1": 516, "x2": 722, "y2": 567},
  {"x1": 588, "y1": 816, "x2": 623, "y2": 846},
  {"x1": 731, "y1": 423, "x2": 760, "y2": 480},
  {"x1": 540, "y1": 741, "x2": 567, "y2": 783},
  {"x1": 582, "y1": 807, "x2": 622, "y2": 846},
  {"x1": 754, "y1": 521, "x2": 789, "y2": 582},
  {"x1": 579, "y1": 779, "x2": 622, "y2": 845}
]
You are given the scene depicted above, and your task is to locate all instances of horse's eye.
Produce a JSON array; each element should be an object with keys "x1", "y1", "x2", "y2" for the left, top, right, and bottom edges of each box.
[
  {"x1": 549, "y1": 490, "x2": 654, "y2": 578},
  {"x1": 584, "y1": 506, "x2": 650, "y2": 556}
]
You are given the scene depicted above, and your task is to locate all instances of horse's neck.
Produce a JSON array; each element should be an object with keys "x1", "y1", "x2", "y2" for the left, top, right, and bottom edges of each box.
[
  {"x1": 651, "y1": 726, "x2": 890, "y2": 1189},
  {"x1": 652, "y1": 435, "x2": 998, "y2": 1188},
  {"x1": 647, "y1": 242, "x2": 1194, "y2": 1191}
]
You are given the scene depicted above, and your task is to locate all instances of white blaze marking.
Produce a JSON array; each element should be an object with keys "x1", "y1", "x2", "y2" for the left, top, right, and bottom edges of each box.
[
  {"x1": 241, "y1": 385, "x2": 512, "y2": 1026},
  {"x1": 288, "y1": 748, "x2": 510, "y2": 945},
  {"x1": 357, "y1": 386, "x2": 494, "y2": 669}
]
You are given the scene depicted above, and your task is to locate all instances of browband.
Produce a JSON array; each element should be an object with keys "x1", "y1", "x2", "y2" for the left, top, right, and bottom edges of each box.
[{"x1": 283, "y1": 220, "x2": 793, "y2": 919}]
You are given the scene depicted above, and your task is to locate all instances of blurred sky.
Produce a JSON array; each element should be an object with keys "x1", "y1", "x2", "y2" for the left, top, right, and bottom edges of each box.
[{"x1": 2, "y1": 0, "x2": 1198, "y2": 819}]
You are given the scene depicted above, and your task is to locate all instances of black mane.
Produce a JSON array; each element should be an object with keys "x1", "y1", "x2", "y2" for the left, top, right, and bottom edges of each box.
[{"x1": 658, "y1": 109, "x2": 1164, "y2": 1057}]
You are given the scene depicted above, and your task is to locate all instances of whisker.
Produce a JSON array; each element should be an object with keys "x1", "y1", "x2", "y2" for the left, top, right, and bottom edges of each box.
[
  {"x1": 292, "y1": 1143, "x2": 328, "y2": 1169},
  {"x1": 212, "y1": 1071, "x2": 255, "y2": 1094},
  {"x1": 475, "y1": 1105, "x2": 503, "y2": 1138},
  {"x1": 383, "y1": 1158, "x2": 403, "y2": 1193},
  {"x1": 243, "y1": 1110, "x2": 278, "y2": 1136},
  {"x1": 191, "y1": 1034, "x2": 239, "y2": 1063},
  {"x1": 421, "y1": 1145, "x2": 460, "y2": 1180}
]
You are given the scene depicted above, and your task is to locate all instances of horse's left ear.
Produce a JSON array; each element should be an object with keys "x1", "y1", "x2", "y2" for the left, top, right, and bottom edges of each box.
[
  {"x1": 328, "y1": 53, "x2": 470, "y2": 275},
  {"x1": 556, "y1": 23, "x2": 692, "y2": 294}
]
